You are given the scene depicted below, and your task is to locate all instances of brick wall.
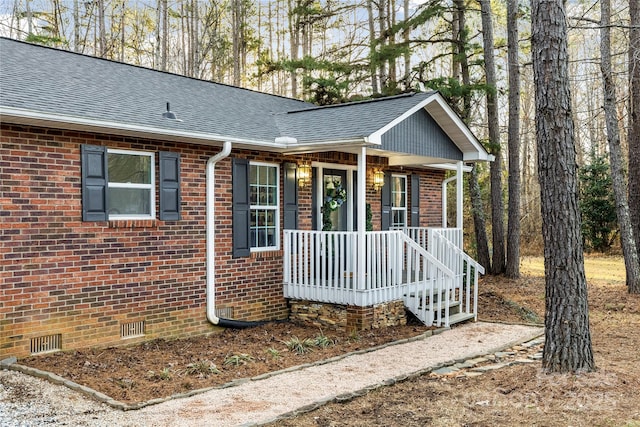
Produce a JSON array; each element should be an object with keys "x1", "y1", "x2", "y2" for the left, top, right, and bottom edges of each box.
[{"x1": 1, "y1": 123, "x2": 444, "y2": 358}]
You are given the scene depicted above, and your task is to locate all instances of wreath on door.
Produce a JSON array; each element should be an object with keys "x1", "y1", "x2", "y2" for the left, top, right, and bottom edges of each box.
[{"x1": 321, "y1": 183, "x2": 346, "y2": 231}]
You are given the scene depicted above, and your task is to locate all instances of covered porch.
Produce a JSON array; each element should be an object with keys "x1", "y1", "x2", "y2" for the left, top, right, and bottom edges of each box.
[
  {"x1": 282, "y1": 147, "x2": 485, "y2": 328},
  {"x1": 277, "y1": 92, "x2": 491, "y2": 329}
]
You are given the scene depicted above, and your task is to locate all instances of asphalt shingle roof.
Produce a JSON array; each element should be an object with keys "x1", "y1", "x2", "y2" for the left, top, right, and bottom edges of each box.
[
  {"x1": 0, "y1": 37, "x2": 488, "y2": 163},
  {"x1": 0, "y1": 37, "x2": 312, "y2": 142},
  {"x1": 275, "y1": 92, "x2": 435, "y2": 143}
]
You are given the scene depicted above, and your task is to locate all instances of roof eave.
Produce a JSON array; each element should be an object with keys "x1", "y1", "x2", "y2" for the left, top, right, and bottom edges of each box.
[{"x1": 0, "y1": 107, "x2": 287, "y2": 149}]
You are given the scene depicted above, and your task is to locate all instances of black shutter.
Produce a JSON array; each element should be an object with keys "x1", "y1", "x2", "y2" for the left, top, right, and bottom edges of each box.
[
  {"x1": 381, "y1": 172, "x2": 392, "y2": 231},
  {"x1": 283, "y1": 162, "x2": 298, "y2": 230},
  {"x1": 81, "y1": 144, "x2": 108, "y2": 221},
  {"x1": 232, "y1": 158, "x2": 251, "y2": 258},
  {"x1": 159, "y1": 151, "x2": 181, "y2": 221},
  {"x1": 411, "y1": 174, "x2": 420, "y2": 226},
  {"x1": 311, "y1": 167, "x2": 318, "y2": 230}
]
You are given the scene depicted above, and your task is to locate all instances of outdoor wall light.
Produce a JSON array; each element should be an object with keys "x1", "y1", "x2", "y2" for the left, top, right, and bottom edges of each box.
[
  {"x1": 372, "y1": 169, "x2": 385, "y2": 191},
  {"x1": 298, "y1": 161, "x2": 312, "y2": 187}
]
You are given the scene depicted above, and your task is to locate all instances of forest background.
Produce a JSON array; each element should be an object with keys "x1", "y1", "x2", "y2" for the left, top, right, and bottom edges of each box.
[{"x1": 0, "y1": 0, "x2": 636, "y2": 267}]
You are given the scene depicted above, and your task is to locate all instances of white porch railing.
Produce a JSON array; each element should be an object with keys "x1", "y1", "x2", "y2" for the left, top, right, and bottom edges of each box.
[
  {"x1": 283, "y1": 230, "x2": 461, "y2": 327},
  {"x1": 396, "y1": 227, "x2": 484, "y2": 321}
]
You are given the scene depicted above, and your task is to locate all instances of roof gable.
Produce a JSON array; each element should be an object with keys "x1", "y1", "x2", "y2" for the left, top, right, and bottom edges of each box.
[{"x1": 380, "y1": 108, "x2": 463, "y2": 160}]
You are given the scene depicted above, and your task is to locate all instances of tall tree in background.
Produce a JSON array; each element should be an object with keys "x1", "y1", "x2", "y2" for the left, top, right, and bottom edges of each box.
[
  {"x1": 629, "y1": 0, "x2": 640, "y2": 256},
  {"x1": 600, "y1": 0, "x2": 640, "y2": 293},
  {"x1": 531, "y1": 0, "x2": 594, "y2": 372},
  {"x1": 505, "y1": 0, "x2": 521, "y2": 278},
  {"x1": 232, "y1": 0, "x2": 244, "y2": 86},
  {"x1": 451, "y1": 0, "x2": 490, "y2": 271},
  {"x1": 478, "y1": 0, "x2": 505, "y2": 275}
]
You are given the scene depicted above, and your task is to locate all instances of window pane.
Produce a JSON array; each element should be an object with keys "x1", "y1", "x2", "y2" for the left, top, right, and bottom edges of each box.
[
  {"x1": 250, "y1": 165, "x2": 258, "y2": 185},
  {"x1": 109, "y1": 153, "x2": 151, "y2": 184},
  {"x1": 266, "y1": 210, "x2": 275, "y2": 226},
  {"x1": 267, "y1": 167, "x2": 276, "y2": 185},
  {"x1": 267, "y1": 187, "x2": 277, "y2": 206},
  {"x1": 249, "y1": 164, "x2": 278, "y2": 249},
  {"x1": 108, "y1": 188, "x2": 151, "y2": 215},
  {"x1": 392, "y1": 176, "x2": 406, "y2": 208},
  {"x1": 392, "y1": 210, "x2": 406, "y2": 227}
]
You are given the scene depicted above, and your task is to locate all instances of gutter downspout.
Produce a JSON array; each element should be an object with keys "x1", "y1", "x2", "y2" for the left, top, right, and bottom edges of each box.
[
  {"x1": 206, "y1": 141, "x2": 232, "y2": 326},
  {"x1": 205, "y1": 142, "x2": 269, "y2": 328}
]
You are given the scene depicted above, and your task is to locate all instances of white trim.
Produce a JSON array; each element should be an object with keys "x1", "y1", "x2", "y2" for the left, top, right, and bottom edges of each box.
[
  {"x1": 314, "y1": 163, "x2": 356, "y2": 232},
  {"x1": 311, "y1": 161, "x2": 358, "y2": 171},
  {"x1": 367, "y1": 92, "x2": 492, "y2": 161},
  {"x1": 106, "y1": 148, "x2": 155, "y2": 220},
  {"x1": 368, "y1": 92, "x2": 439, "y2": 143},
  {"x1": 426, "y1": 95, "x2": 490, "y2": 159},
  {"x1": 391, "y1": 174, "x2": 408, "y2": 228},
  {"x1": 1, "y1": 107, "x2": 373, "y2": 153},
  {"x1": 249, "y1": 161, "x2": 280, "y2": 252},
  {"x1": 425, "y1": 163, "x2": 474, "y2": 172},
  {"x1": 456, "y1": 161, "x2": 464, "y2": 232}
]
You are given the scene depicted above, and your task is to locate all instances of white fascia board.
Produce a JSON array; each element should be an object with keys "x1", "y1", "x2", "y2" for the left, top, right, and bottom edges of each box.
[
  {"x1": 365, "y1": 92, "x2": 491, "y2": 161},
  {"x1": 0, "y1": 107, "x2": 288, "y2": 149},
  {"x1": 463, "y1": 151, "x2": 495, "y2": 162},
  {"x1": 425, "y1": 95, "x2": 491, "y2": 159},
  {"x1": 281, "y1": 137, "x2": 374, "y2": 155},
  {"x1": 387, "y1": 155, "x2": 473, "y2": 171},
  {"x1": 426, "y1": 163, "x2": 473, "y2": 172}
]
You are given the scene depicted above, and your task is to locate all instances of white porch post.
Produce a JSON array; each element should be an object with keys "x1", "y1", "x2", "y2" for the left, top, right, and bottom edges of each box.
[
  {"x1": 357, "y1": 147, "x2": 367, "y2": 290},
  {"x1": 456, "y1": 161, "x2": 464, "y2": 248}
]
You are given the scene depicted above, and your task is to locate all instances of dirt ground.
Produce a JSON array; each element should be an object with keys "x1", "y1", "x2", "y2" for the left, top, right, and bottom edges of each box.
[
  {"x1": 18, "y1": 256, "x2": 640, "y2": 426},
  {"x1": 20, "y1": 314, "x2": 436, "y2": 404}
]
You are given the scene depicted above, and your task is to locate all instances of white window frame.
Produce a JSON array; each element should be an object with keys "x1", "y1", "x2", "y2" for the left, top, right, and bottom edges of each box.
[
  {"x1": 249, "y1": 161, "x2": 280, "y2": 252},
  {"x1": 391, "y1": 174, "x2": 407, "y2": 228},
  {"x1": 107, "y1": 148, "x2": 155, "y2": 220}
]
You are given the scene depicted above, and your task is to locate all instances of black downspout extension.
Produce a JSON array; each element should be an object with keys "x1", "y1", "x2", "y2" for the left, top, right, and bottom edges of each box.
[{"x1": 215, "y1": 318, "x2": 268, "y2": 329}]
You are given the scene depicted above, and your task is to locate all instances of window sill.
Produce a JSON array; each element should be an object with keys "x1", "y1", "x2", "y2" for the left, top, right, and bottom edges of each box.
[
  {"x1": 251, "y1": 249, "x2": 283, "y2": 259},
  {"x1": 108, "y1": 219, "x2": 157, "y2": 229}
]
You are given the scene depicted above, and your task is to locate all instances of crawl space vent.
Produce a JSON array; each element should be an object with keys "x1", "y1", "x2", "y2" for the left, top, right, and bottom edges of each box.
[
  {"x1": 215, "y1": 307, "x2": 234, "y2": 319},
  {"x1": 121, "y1": 321, "x2": 145, "y2": 339},
  {"x1": 30, "y1": 334, "x2": 62, "y2": 355}
]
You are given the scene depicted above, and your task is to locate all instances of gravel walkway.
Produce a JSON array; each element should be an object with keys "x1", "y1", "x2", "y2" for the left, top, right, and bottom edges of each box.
[{"x1": 1, "y1": 322, "x2": 543, "y2": 427}]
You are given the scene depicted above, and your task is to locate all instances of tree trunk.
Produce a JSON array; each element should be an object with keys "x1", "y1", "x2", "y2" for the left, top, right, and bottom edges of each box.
[
  {"x1": 629, "y1": 0, "x2": 640, "y2": 258},
  {"x1": 469, "y1": 164, "x2": 492, "y2": 271},
  {"x1": 73, "y1": 0, "x2": 80, "y2": 52},
  {"x1": 98, "y1": 0, "x2": 106, "y2": 57},
  {"x1": 288, "y1": 0, "x2": 299, "y2": 97},
  {"x1": 601, "y1": 0, "x2": 640, "y2": 293},
  {"x1": 366, "y1": 0, "x2": 379, "y2": 94},
  {"x1": 454, "y1": 0, "x2": 489, "y2": 269},
  {"x1": 505, "y1": 0, "x2": 521, "y2": 278},
  {"x1": 161, "y1": 0, "x2": 168, "y2": 71},
  {"x1": 479, "y1": 0, "x2": 505, "y2": 275},
  {"x1": 531, "y1": 0, "x2": 595, "y2": 373},
  {"x1": 403, "y1": 0, "x2": 411, "y2": 89},
  {"x1": 377, "y1": 0, "x2": 388, "y2": 90}
]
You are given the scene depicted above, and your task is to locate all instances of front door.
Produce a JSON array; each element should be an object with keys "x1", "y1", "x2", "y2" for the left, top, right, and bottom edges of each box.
[{"x1": 322, "y1": 169, "x2": 348, "y2": 231}]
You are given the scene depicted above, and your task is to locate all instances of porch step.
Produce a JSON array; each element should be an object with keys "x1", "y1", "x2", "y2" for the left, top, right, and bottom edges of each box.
[{"x1": 448, "y1": 312, "x2": 475, "y2": 325}]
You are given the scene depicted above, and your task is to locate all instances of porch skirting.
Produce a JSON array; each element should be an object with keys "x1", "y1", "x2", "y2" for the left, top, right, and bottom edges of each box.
[{"x1": 288, "y1": 299, "x2": 407, "y2": 332}]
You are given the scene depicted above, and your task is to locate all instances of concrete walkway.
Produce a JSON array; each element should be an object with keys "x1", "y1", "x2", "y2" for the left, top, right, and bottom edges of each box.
[{"x1": 1, "y1": 322, "x2": 543, "y2": 427}]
